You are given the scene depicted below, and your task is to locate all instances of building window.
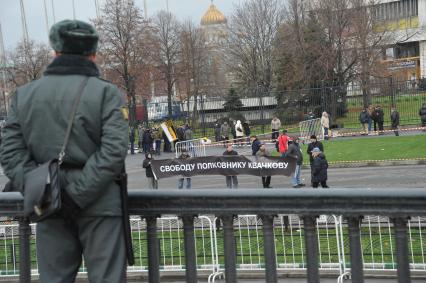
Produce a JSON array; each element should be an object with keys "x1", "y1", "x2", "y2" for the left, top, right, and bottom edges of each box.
[{"x1": 374, "y1": 0, "x2": 418, "y2": 22}]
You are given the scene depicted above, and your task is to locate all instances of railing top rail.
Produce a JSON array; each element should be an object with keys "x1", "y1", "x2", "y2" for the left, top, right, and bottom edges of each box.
[
  {"x1": 128, "y1": 188, "x2": 426, "y2": 217},
  {"x1": 0, "y1": 192, "x2": 24, "y2": 216}
]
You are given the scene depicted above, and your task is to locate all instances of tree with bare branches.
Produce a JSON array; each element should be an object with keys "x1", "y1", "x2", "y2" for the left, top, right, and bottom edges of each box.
[
  {"x1": 152, "y1": 11, "x2": 181, "y2": 118},
  {"x1": 6, "y1": 40, "x2": 51, "y2": 87},
  {"x1": 94, "y1": 0, "x2": 147, "y2": 125},
  {"x1": 180, "y1": 20, "x2": 208, "y2": 126},
  {"x1": 228, "y1": 0, "x2": 285, "y2": 94}
]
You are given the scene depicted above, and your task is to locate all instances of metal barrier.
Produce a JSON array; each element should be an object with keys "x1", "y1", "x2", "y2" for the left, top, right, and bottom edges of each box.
[
  {"x1": 175, "y1": 139, "x2": 207, "y2": 158},
  {"x1": 299, "y1": 118, "x2": 323, "y2": 140}
]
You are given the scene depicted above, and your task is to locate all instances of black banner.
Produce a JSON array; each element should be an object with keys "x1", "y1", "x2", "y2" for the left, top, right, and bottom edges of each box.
[{"x1": 151, "y1": 155, "x2": 297, "y2": 179}]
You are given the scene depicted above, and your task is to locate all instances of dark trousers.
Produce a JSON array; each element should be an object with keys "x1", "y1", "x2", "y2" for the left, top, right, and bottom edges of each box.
[
  {"x1": 271, "y1": 130, "x2": 279, "y2": 141},
  {"x1": 130, "y1": 141, "x2": 135, "y2": 154},
  {"x1": 392, "y1": 126, "x2": 399, "y2": 136},
  {"x1": 262, "y1": 176, "x2": 271, "y2": 188},
  {"x1": 155, "y1": 140, "x2": 161, "y2": 154},
  {"x1": 164, "y1": 139, "x2": 171, "y2": 152},
  {"x1": 312, "y1": 181, "x2": 328, "y2": 188},
  {"x1": 226, "y1": 176, "x2": 238, "y2": 189},
  {"x1": 378, "y1": 121, "x2": 384, "y2": 134}
]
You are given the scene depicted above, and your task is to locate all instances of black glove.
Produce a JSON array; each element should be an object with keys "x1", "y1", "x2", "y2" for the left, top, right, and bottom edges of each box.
[{"x1": 60, "y1": 190, "x2": 81, "y2": 221}]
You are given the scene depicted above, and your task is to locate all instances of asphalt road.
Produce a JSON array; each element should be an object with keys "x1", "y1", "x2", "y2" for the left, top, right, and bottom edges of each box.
[{"x1": 0, "y1": 148, "x2": 425, "y2": 190}]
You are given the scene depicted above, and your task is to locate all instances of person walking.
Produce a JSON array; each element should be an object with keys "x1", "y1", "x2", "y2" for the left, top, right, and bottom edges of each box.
[
  {"x1": 256, "y1": 144, "x2": 272, "y2": 188},
  {"x1": 223, "y1": 144, "x2": 238, "y2": 188},
  {"x1": 143, "y1": 153, "x2": 158, "y2": 189},
  {"x1": 359, "y1": 108, "x2": 369, "y2": 135},
  {"x1": 419, "y1": 103, "x2": 426, "y2": 131},
  {"x1": 271, "y1": 116, "x2": 281, "y2": 141},
  {"x1": 277, "y1": 129, "x2": 290, "y2": 157},
  {"x1": 320, "y1": 111, "x2": 330, "y2": 140},
  {"x1": 374, "y1": 105, "x2": 384, "y2": 134},
  {"x1": 0, "y1": 20, "x2": 129, "y2": 282},
  {"x1": 390, "y1": 107, "x2": 400, "y2": 136},
  {"x1": 311, "y1": 147, "x2": 329, "y2": 188},
  {"x1": 178, "y1": 149, "x2": 192, "y2": 189},
  {"x1": 235, "y1": 120, "x2": 244, "y2": 146},
  {"x1": 285, "y1": 138, "x2": 305, "y2": 188}
]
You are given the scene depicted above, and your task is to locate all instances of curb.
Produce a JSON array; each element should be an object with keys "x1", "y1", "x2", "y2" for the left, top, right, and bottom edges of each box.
[{"x1": 302, "y1": 159, "x2": 426, "y2": 169}]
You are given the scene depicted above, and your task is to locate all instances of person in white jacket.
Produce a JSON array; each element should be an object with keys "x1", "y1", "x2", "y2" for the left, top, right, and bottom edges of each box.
[
  {"x1": 321, "y1": 112, "x2": 330, "y2": 140},
  {"x1": 235, "y1": 120, "x2": 244, "y2": 146}
]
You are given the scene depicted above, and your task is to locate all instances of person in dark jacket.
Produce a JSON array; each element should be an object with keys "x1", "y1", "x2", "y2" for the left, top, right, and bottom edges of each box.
[
  {"x1": 307, "y1": 135, "x2": 324, "y2": 186},
  {"x1": 419, "y1": 103, "x2": 426, "y2": 130},
  {"x1": 311, "y1": 147, "x2": 329, "y2": 188},
  {"x1": 142, "y1": 128, "x2": 153, "y2": 153},
  {"x1": 143, "y1": 153, "x2": 158, "y2": 189},
  {"x1": 178, "y1": 149, "x2": 191, "y2": 189},
  {"x1": 251, "y1": 135, "x2": 261, "y2": 155},
  {"x1": 374, "y1": 105, "x2": 384, "y2": 134},
  {"x1": 223, "y1": 144, "x2": 238, "y2": 188},
  {"x1": 0, "y1": 20, "x2": 128, "y2": 282},
  {"x1": 359, "y1": 108, "x2": 369, "y2": 135},
  {"x1": 285, "y1": 138, "x2": 305, "y2": 188},
  {"x1": 390, "y1": 107, "x2": 400, "y2": 136},
  {"x1": 243, "y1": 121, "x2": 251, "y2": 145},
  {"x1": 162, "y1": 130, "x2": 172, "y2": 152}
]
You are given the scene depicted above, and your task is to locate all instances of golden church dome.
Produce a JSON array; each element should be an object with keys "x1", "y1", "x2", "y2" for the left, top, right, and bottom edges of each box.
[{"x1": 201, "y1": 4, "x2": 227, "y2": 26}]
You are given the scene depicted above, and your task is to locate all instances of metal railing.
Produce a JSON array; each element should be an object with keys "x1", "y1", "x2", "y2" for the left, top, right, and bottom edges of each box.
[{"x1": 4, "y1": 188, "x2": 426, "y2": 282}]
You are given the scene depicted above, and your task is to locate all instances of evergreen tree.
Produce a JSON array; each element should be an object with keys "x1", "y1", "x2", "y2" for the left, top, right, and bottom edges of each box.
[{"x1": 223, "y1": 88, "x2": 244, "y2": 121}]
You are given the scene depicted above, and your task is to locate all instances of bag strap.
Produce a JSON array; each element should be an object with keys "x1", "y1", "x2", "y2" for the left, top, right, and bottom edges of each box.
[{"x1": 58, "y1": 77, "x2": 90, "y2": 164}]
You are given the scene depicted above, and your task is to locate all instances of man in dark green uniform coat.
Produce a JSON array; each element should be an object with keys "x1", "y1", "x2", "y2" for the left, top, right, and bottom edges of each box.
[{"x1": 0, "y1": 20, "x2": 129, "y2": 282}]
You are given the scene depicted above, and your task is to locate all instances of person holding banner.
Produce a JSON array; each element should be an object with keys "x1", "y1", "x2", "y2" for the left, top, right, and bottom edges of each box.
[
  {"x1": 143, "y1": 153, "x2": 158, "y2": 189},
  {"x1": 223, "y1": 144, "x2": 239, "y2": 189},
  {"x1": 256, "y1": 144, "x2": 272, "y2": 188},
  {"x1": 177, "y1": 149, "x2": 192, "y2": 189}
]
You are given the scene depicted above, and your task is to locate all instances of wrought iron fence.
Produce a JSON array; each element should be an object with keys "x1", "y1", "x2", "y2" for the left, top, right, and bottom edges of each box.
[
  {"x1": 3, "y1": 189, "x2": 426, "y2": 282},
  {"x1": 181, "y1": 79, "x2": 426, "y2": 137}
]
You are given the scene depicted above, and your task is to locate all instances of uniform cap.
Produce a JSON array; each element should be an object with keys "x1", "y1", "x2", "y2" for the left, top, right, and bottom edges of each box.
[{"x1": 49, "y1": 19, "x2": 98, "y2": 55}]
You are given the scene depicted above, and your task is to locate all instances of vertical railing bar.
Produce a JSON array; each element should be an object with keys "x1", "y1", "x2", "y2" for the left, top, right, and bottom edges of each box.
[
  {"x1": 169, "y1": 219, "x2": 174, "y2": 267},
  {"x1": 146, "y1": 216, "x2": 160, "y2": 283},
  {"x1": 303, "y1": 215, "x2": 320, "y2": 283},
  {"x1": 238, "y1": 216, "x2": 244, "y2": 265},
  {"x1": 137, "y1": 219, "x2": 142, "y2": 268},
  {"x1": 261, "y1": 215, "x2": 277, "y2": 283},
  {"x1": 290, "y1": 217, "x2": 296, "y2": 266},
  {"x1": 177, "y1": 219, "x2": 183, "y2": 267},
  {"x1": 348, "y1": 216, "x2": 364, "y2": 283},
  {"x1": 182, "y1": 215, "x2": 197, "y2": 283},
  {"x1": 393, "y1": 217, "x2": 411, "y2": 283},
  {"x1": 160, "y1": 219, "x2": 165, "y2": 267},
  {"x1": 280, "y1": 215, "x2": 287, "y2": 265},
  {"x1": 247, "y1": 216, "x2": 253, "y2": 266},
  {"x1": 222, "y1": 215, "x2": 237, "y2": 283}
]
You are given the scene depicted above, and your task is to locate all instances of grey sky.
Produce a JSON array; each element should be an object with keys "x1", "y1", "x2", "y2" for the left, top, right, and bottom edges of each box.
[{"x1": 0, "y1": 0, "x2": 245, "y2": 50}]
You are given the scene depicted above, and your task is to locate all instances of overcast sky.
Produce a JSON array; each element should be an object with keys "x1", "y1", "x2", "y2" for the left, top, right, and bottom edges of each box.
[{"x1": 0, "y1": 0, "x2": 246, "y2": 50}]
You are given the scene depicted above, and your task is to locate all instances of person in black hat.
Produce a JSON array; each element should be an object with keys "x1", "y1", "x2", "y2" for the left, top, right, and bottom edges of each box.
[{"x1": 0, "y1": 19, "x2": 129, "y2": 282}]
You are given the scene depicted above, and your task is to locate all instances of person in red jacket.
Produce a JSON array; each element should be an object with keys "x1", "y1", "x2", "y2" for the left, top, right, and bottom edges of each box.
[{"x1": 277, "y1": 129, "x2": 289, "y2": 157}]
